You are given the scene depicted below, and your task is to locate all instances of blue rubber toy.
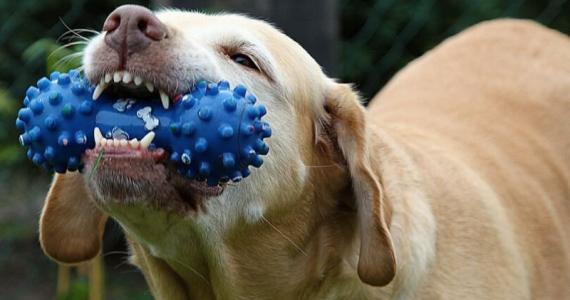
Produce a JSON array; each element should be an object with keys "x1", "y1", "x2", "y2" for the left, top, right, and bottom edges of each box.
[{"x1": 16, "y1": 70, "x2": 271, "y2": 186}]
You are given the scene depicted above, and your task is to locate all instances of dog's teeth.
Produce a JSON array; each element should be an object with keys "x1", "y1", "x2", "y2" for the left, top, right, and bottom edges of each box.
[
  {"x1": 159, "y1": 91, "x2": 170, "y2": 109},
  {"x1": 113, "y1": 139, "x2": 120, "y2": 147},
  {"x1": 129, "y1": 138, "x2": 140, "y2": 149},
  {"x1": 92, "y1": 80, "x2": 107, "y2": 100},
  {"x1": 113, "y1": 72, "x2": 122, "y2": 83},
  {"x1": 134, "y1": 76, "x2": 143, "y2": 86},
  {"x1": 120, "y1": 139, "x2": 128, "y2": 147},
  {"x1": 123, "y1": 72, "x2": 132, "y2": 84},
  {"x1": 100, "y1": 138, "x2": 107, "y2": 146},
  {"x1": 140, "y1": 131, "x2": 155, "y2": 149},
  {"x1": 104, "y1": 73, "x2": 112, "y2": 83},
  {"x1": 94, "y1": 127, "x2": 103, "y2": 146},
  {"x1": 145, "y1": 82, "x2": 154, "y2": 92}
]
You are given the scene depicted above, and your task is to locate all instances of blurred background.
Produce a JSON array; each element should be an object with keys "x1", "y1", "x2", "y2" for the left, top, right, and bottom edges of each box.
[{"x1": 0, "y1": 0, "x2": 569, "y2": 299}]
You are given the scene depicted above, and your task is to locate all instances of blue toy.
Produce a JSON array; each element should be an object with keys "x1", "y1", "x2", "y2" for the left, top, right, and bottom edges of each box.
[{"x1": 16, "y1": 70, "x2": 271, "y2": 186}]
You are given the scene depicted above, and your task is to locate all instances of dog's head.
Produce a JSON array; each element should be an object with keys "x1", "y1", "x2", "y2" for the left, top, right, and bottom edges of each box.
[{"x1": 39, "y1": 5, "x2": 396, "y2": 287}]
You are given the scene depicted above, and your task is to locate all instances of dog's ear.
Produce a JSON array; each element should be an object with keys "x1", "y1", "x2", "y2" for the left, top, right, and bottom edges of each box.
[
  {"x1": 318, "y1": 83, "x2": 396, "y2": 286},
  {"x1": 40, "y1": 172, "x2": 107, "y2": 264}
]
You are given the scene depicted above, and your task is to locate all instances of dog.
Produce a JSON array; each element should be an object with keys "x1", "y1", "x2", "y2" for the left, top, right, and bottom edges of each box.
[{"x1": 38, "y1": 5, "x2": 570, "y2": 299}]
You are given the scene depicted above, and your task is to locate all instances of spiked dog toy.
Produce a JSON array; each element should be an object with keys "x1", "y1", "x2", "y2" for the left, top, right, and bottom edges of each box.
[{"x1": 16, "y1": 70, "x2": 271, "y2": 185}]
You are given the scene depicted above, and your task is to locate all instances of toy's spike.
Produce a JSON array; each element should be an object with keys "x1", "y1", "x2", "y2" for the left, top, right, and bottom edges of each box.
[
  {"x1": 218, "y1": 80, "x2": 230, "y2": 90},
  {"x1": 48, "y1": 91, "x2": 61, "y2": 105},
  {"x1": 26, "y1": 149, "x2": 34, "y2": 160},
  {"x1": 218, "y1": 124, "x2": 234, "y2": 139},
  {"x1": 61, "y1": 104, "x2": 75, "y2": 118},
  {"x1": 30, "y1": 99, "x2": 44, "y2": 115},
  {"x1": 222, "y1": 153, "x2": 235, "y2": 168},
  {"x1": 50, "y1": 71, "x2": 60, "y2": 80},
  {"x1": 206, "y1": 83, "x2": 219, "y2": 96},
  {"x1": 79, "y1": 101, "x2": 93, "y2": 115},
  {"x1": 15, "y1": 119, "x2": 25, "y2": 132},
  {"x1": 257, "y1": 105, "x2": 267, "y2": 117},
  {"x1": 32, "y1": 153, "x2": 45, "y2": 165},
  {"x1": 233, "y1": 85, "x2": 247, "y2": 97},
  {"x1": 44, "y1": 146, "x2": 55, "y2": 161},
  {"x1": 57, "y1": 74, "x2": 70, "y2": 85},
  {"x1": 170, "y1": 122, "x2": 180, "y2": 135},
  {"x1": 246, "y1": 106, "x2": 259, "y2": 119},
  {"x1": 44, "y1": 116, "x2": 59, "y2": 131},
  {"x1": 68, "y1": 156, "x2": 80, "y2": 171},
  {"x1": 231, "y1": 171, "x2": 243, "y2": 182},
  {"x1": 71, "y1": 82, "x2": 85, "y2": 95},
  {"x1": 222, "y1": 97, "x2": 237, "y2": 112},
  {"x1": 198, "y1": 107, "x2": 212, "y2": 121},
  {"x1": 26, "y1": 86, "x2": 40, "y2": 99},
  {"x1": 18, "y1": 108, "x2": 32, "y2": 123},
  {"x1": 181, "y1": 122, "x2": 195, "y2": 136},
  {"x1": 37, "y1": 77, "x2": 51, "y2": 91},
  {"x1": 75, "y1": 131, "x2": 87, "y2": 144},
  {"x1": 58, "y1": 132, "x2": 70, "y2": 146},
  {"x1": 251, "y1": 155, "x2": 263, "y2": 168},
  {"x1": 170, "y1": 152, "x2": 180, "y2": 162},
  {"x1": 29, "y1": 126, "x2": 41, "y2": 141},
  {"x1": 241, "y1": 167, "x2": 251, "y2": 178},
  {"x1": 194, "y1": 138, "x2": 208, "y2": 153},
  {"x1": 199, "y1": 162, "x2": 210, "y2": 176},
  {"x1": 240, "y1": 124, "x2": 255, "y2": 136},
  {"x1": 182, "y1": 97, "x2": 196, "y2": 109}
]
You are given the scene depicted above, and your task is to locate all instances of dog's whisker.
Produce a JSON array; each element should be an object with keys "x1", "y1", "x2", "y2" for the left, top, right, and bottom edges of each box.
[
  {"x1": 261, "y1": 215, "x2": 308, "y2": 257},
  {"x1": 166, "y1": 256, "x2": 211, "y2": 286},
  {"x1": 52, "y1": 51, "x2": 84, "y2": 69},
  {"x1": 103, "y1": 250, "x2": 132, "y2": 257},
  {"x1": 59, "y1": 19, "x2": 90, "y2": 41},
  {"x1": 48, "y1": 42, "x2": 87, "y2": 59}
]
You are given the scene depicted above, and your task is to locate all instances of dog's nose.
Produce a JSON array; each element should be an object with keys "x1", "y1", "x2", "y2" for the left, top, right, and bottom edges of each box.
[{"x1": 102, "y1": 5, "x2": 166, "y2": 55}]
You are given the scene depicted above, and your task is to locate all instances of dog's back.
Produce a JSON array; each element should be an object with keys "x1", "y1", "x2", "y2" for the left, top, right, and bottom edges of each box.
[{"x1": 369, "y1": 19, "x2": 570, "y2": 298}]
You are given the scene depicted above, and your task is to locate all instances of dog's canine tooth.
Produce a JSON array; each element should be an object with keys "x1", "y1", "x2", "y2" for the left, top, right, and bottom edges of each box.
[
  {"x1": 113, "y1": 72, "x2": 122, "y2": 83},
  {"x1": 104, "y1": 73, "x2": 112, "y2": 83},
  {"x1": 159, "y1": 90, "x2": 170, "y2": 109},
  {"x1": 92, "y1": 80, "x2": 107, "y2": 100},
  {"x1": 134, "y1": 76, "x2": 143, "y2": 86},
  {"x1": 140, "y1": 132, "x2": 155, "y2": 149},
  {"x1": 145, "y1": 81, "x2": 154, "y2": 92},
  {"x1": 100, "y1": 138, "x2": 107, "y2": 146},
  {"x1": 94, "y1": 127, "x2": 103, "y2": 146},
  {"x1": 123, "y1": 72, "x2": 132, "y2": 84}
]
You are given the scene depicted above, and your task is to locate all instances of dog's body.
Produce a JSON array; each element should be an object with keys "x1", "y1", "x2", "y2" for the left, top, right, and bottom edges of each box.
[
  {"x1": 38, "y1": 8, "x2": 570, "y2": 299},
  {"x1": 366, "y1": 20, "x2": 570, "y2": 299}
]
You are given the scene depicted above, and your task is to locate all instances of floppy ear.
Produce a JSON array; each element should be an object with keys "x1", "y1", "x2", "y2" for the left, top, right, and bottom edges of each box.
[
  {"x1": 320, "y1": 83, "x2": 396, "y2": 286},
  {"x1": 40, "y1": 172, "x2": 108, "y2": 264}
]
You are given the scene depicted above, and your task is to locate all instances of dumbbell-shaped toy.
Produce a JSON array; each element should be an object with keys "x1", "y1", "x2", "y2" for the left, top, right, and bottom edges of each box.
[{"x1": 16, "y1": 70, "x2": 271, "y2": 186}]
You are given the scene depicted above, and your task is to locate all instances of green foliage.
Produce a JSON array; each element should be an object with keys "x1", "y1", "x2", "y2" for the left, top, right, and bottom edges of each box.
[
  {"x1": 58, "y1": 279, "x2": 89, "y2": 300},
  {"x1": 0, "y1": 0, "x2": 148, "y2": 169},
  {"x1": 340, "y1": 0, "x2": 570, "y2": 101}
]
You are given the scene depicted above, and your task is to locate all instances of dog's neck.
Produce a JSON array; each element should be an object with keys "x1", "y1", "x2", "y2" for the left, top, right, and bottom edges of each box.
[{"x1": 114, "y1": 127, "x2": 436, "y2": 299}]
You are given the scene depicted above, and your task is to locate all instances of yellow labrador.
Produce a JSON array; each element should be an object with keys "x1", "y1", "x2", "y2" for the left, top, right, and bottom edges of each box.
[{"x1": 39, "y1": 5, "x2": 570, "y2": 299}]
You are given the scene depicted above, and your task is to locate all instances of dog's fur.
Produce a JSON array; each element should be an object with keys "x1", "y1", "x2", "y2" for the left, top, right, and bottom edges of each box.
[{"x1": 38, "y1": 9, "x2": 570, "y2": 299}]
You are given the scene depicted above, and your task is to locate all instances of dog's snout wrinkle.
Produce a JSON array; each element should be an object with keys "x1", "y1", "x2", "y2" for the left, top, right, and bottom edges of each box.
[{"x1": 103, "y1": 4, "x2": 167, "y2": 67}]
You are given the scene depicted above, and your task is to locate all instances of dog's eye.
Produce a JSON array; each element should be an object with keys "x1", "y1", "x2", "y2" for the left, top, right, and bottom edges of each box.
[{"x1": 230, "y1": 53, "x2": 259, "y2": 71}]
